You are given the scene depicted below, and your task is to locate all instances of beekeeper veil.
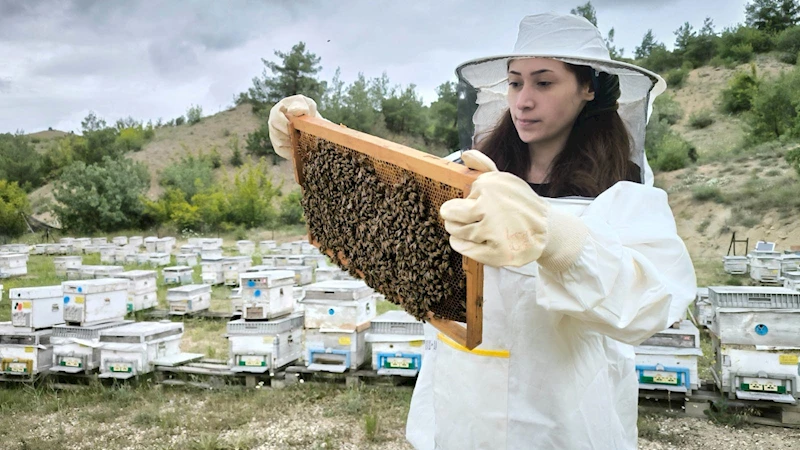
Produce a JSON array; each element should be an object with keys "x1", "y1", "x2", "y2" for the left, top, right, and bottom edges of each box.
[{"x1": 455, "y1": 13, "x2": 667, "y2": 186}]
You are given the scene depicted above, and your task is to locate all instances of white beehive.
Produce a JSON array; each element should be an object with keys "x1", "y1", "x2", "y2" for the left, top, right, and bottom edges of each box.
[
  {"x1": 143, "y1": 236, "x2": 156, "y2": 252},
  {"x1": 314, "y1": 267, "x2": 342, "y2": 283},
  {"x1": 236, "y1": 240, "x2": 255, "y2": 256},
  {"x1": 749, "y1": 252, "x2": 782, "y2": 283},
  {"x1": 50, "y1": 320, "x2": 132, "y2": 373},
  {"x1": 366, "y1": 310, "x2": 424, "y2": 376},
  {"x1": 227, "y1": 313, "x2": 305, "y2": 373},
  {"x1": 31, "y1": 244, "x2": 47, "y2": 255},
  {"x1": 290, "y1": 241, "x2": 304, "y2": 255},
  {"x1": 46, "y1": 244, "x2": 63, "y2": 255},
  {"x1": 163, "y1": 266, "x2": 194, "y2": 285},
  {"x1": 259, "y1": 240, "x2": 277, "y2": 254},
  {"x1": 241, "y1": 270, "x2": 295, "y2": 320},
  {"x1": 201, "y1": 248, "x2": 223, "y2": 259},
  {"x1": 134, "y1": 253, "x2": 150, "y2": 265},
  {"x1": 59, "y1": 237, "x2": 75, "y2": 246},
  {"x1": 176, "y1": 253, "x2": 198, "y2": 267},
  {"x1": 784, "y1": 271, "x2": 800, "y2": 291},
  {"x1": 1, "y1": 244, "x2": 30, "y2": 254},
  {"x1": 723, "y1": 256, "x2": 748, "y2": 275},
  {"x1": 635, "y1": 320, "x2": 702, "y2": 394},
  {"x1": 93, "y1": 265, "x2": 124, "y2": 279},
  {"x1": 180, "y1": 244, "x2": 201, "y2": 254},
  {"x1": 0, "y1": 324, "x2": 52, "y2": 377},
  {"x1": 9, "y1": 286, "x2": 64, "y2": 330},
  {"x1": 61, "y1": 278, "x2": 128, "y2": 326},
  {"x1": 114, "y1": 246, "x2": 137, "y2": 264},
  {"x1": 285, "y1": 256, "x2": 305, "y2": 266},
  {"x1": 66, "y1": 267, "x2": 83, "y2": 280},
  {"x1": 112, "y1": 236, "x2": 128, "y2": 246},
  {"x1": 231, "y1": 288, "x2": 243, "y2": 314},
  {"x1": 91, "y1": 237, "x2": 108, "y2": 246},
  {"x1": 167, "y1": 284, "x2": 211, "y2": 315},
  {"x1": 709, "y1": 286, "x2": 800, "y2": 309},
  {"x1": 304, "y1": 323, "x2": 371, "y2": 373},
  {"x1": 283, "y1": 265, "x2": 313, "y2": 286},
  {"x1": 223, "y1": 256, "x2": 252, "y2": 286},
  {"x1": 0, "y1": 253, "x2": 28, "y2": 278},
  {"x1": 54, "y1": 256, "x2": 82, "y2": 278},
  {"x1": 781, "y1": 254, "x2": 800, "y2": 274},
  {"x1": 128, "y1": 236, "x2": 143, "y2": 247},
  {"x1": 118, "y1": 270, "x2": 158, "y2": 312},
  {"x1": 200, "y1": 238, "x2": 223, "y2": 250},
  {"x1": 301, "y1": 280, "x2": 376, "y2": 329},
  {"x1": 301, "y1": 255, "x2": 327, "y2": 269},
  {"x1": 73, "y1": 238, "x2": 91, "y2": 250},
  {"x1": 711, "y1": 334, "x2": 799, "y2": 403},
  {"x1": 147, "y1": 253, "x2": 171, "y2": 266},
  {"x1": 712, "y1": 308, "x2": 800, "y2": 347},
  {"x1": 83, "y1": 245, "x2": 101, "y2": 254},
  {"x1": 155, "y1": 238, "x2": 173, "y2": 254},
  {"x1": 260, "y1": 256, "x2": 281, "y2": 268},
  {"x1": 201, "y1": 256, "x2": 225, "y2": 285},
  {"x1": 693, "y1": 287, "x2": 712, "y2": 328},
  {"x1": 98, "y1": 321, "x2": 184, "y2": 379}
]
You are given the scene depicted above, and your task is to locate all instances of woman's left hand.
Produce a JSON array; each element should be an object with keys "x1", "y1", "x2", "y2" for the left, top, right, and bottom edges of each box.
[{"x1": 441, "y1": 150, "x2": 551, "y2": 268}]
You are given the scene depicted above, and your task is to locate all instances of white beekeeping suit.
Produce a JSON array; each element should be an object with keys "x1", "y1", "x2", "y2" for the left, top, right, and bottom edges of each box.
[{"x1": 404, "y1": 13, "x2": 696, "y2": 450}]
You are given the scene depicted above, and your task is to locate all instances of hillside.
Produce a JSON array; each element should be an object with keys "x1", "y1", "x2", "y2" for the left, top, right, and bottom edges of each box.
[{"x1": 654, "y1": 54, "x2": 800, "y2": 284}]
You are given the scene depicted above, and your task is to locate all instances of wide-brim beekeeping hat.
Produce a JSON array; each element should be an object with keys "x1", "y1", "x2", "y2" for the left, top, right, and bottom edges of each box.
[{"x1": 455, "y1": 13, "x2": 666, "y2": 186}]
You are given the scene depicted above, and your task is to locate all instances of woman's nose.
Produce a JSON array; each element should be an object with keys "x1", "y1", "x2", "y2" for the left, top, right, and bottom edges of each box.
[{"x1": 515, "y1": 85, "x2": 535, "y2": 110}]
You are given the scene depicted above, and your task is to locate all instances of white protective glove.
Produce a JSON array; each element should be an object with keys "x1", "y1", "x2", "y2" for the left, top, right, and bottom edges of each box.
[
  {"x1": 267, "y1": 95, "x2": 326, "y2": 160},
  {"x1": 440, "y1": 150, "x2": 589, "y2": 270}
]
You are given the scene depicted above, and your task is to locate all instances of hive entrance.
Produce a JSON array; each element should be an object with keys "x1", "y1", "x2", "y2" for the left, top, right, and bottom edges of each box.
[{"x1": 290, "y1": 116, "x2": 483, "y2": 349}]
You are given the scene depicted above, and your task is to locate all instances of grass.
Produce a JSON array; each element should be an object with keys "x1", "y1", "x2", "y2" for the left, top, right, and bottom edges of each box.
[{"x1": 637, "y1": 413, "x2": 685, "y2": 444}]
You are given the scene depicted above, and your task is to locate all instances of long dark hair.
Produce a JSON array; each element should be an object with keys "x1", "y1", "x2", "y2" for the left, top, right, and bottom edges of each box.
[{"x1": 477, "y1": 63, "x2": 640, "y2": 198}]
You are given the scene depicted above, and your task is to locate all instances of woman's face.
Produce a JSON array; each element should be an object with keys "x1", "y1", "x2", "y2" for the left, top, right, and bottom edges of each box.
[{"x1": 507, "y1": 58, "x2": 594, "y2": 145}]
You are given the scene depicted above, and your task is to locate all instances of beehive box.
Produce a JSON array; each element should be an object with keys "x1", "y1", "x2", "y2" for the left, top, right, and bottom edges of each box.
[
  {"x1": 283, "y1": 265, "x2": 313, "y2": 286},
  {"x1": 93, "y1": 265, "x2": 124, "y2": 279},
  {"x1": 227, "y1": 313, "x2": 305, "y2": 373},
  {"x1": 113, "y1": 246, "x2": 137, "y2": 264},
  {"x1": 117, "y1": 270, "x2": 158, "y2": 312},
  {"x1": 0, "y1": 324, "x2": 52, "y2": 377},
  {"x1": 366, "y1": 310, "x2": 425, "y2": 376},
  {"x1": 723, "y1": 256, "x2": 748, "y2": 275},
  {"x1": 61, "y1": 278, "x2": 128, "y2": 326},
  {"x1": 155, "y1": 238, "x2": 173, "y2": 254},
  {"x1": 241, "y1": 270, "x2": 295, "y2": 320},
  {"x1": 147, "y1": 253, "x2": 171, "y2": 266},
  {"x1": 302, "y1": 255, "x2": 327, "y2": 269},
  {"x1": 635, "y1": 320, "x2": 702, "y2": 394},
  {"x1": 112, "y1": 236, "x2": 128, "y2": 246},
  {"x1": 144, "y1": 236, "x2": 158, "y2": 252},
  {"x1": 201, "y1": 248, "x2": 223, "y2": 259},
  {"x1": 693, "y1": 287, "x2": 712, "y2": 328},
  {"x1": 0, "y1": 253, "x2": 28, "y2": 278},
  {"x1": 199, "y1": 238, "x2": 223, "y2": 250},
  {"x1": 98, "y1": 321, "x2": 184, "y2": 379},
  {"x1": 9, "y1": 286, "x2": 64, "y2": 330},
  {"x1": 91, "y1": 237, "x2": 108, "y2": 246},
  {"x1": 0, "y1": 244, "x2": 30, "y2": 254},
  {"x1": 59, "y1": 238, "x2": 75, "y2": 246},
  {"x1": 54, "y1": 256, "x2": 82, "y2": 278},
  {"x1": 711, "y1": 333, "x2": 799, "y2": 403},
  {"x1": 301, "y1": 280, "x2": 376, "y2": 329},
  {"x1": 260, "y1": 240, "x2": 277, "y2": 254},
  {"x1": 289, "y1": 116, "x2": 484, "y2": 348},
  {"x1": 201, "y1": 256, "x2": 225, "y2": 285},
  {"x1": 73, "y1": 238, "x2": 92, "y2": 250},
  {"x1": 166, "y1": 284, "x2": 211, "y2": 315},
  {"x1": 781, "y1": 254, "x2": 800, "y2": 274},
  {"x1": 750, "y1": 254, "x2": 782, "y2": 283},
  {"x1": 128, "y1": 236, "x2": 144, "y2": 247},
  {"x1": 304, "y1": 323, "x2": 370, "y2": 373},
  {"x1": 237, "y1": 240, "x2": 256, "y2": 256},
  {"x1": 50, "y1": 320, "x2": 132, "y2": 373},
  {"x1": 784, "y1": 271, "x2": 800, "y2": 291},
  {"x1": 639, "y1": 320, "x2": 700, "y2": 349},
  {"x1": 66, "y1": 267, "x2": 83, "y2": 280},
  {"x1": 176, "y1": 253, "x2": 198, "y2": 267},
  {"x1": 31, "y1": 244, "x2": 47, "y2": 255},
  {"x1": 223, "y1": 256, "x2": 252, "y2": 286},
  {"x1": 314, "y1": 267, "x2": 342, "y2": 283},
  {"x1": 45, "y1": 244, "x2": 63, "y2": 255},
  {"x1": 711, "y1": 308, "x2": 800, "y2": 347},
  {"x1": 709, "y1": 286, "x2": 800, "y2": 309},
  {"x1": 163, "y1": 266, "x2": 194, "y2": 285}
]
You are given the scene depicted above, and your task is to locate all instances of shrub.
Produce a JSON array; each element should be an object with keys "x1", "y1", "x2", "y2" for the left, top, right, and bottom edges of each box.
[
  {"x1": 720, "y1": 67, "x2": 759, "y2": 113},
  {"x1": 53, "y1": 157, "x2": 150, "y2": 232},
  {"x1": 689, "y1": 109, "x2": 715, "y2": 129},
  {"x1": 651, "y1": 134, "x2": 691, "y2": 171},
  {"x1": 208, "y1": 147, "x2": 222, "y2": 169},
  {"x1": 749, "y1": 69, "x2": 800, "y2": 140},
  {"x1": 719, "y1": 26, "x2": 773, "y2": 61},
  {"x1": 653, "y1": 94, "x2": 683, "y2": 125},
  {"x1": 186, "y1": 105, "x2": 203, "y2": 125},
  {"x1": 229, "y1": 136, "x2": 244, "y2": 167},
  {"x1": 227, "y1": 160, "x2": 281, "y2": 228},
  {"x1": 144, "y1": 188, "x2": 200, "y2": 231},
  {"x1": 245, "y1": 122, "x2": 278, "y2": 163},
  {"x1": 665, "y1": 67, "x2": 688, "y2": 89},
  {"x1": 776, "y1": 25, "x2": 800, "y2": 56},
  {"x1": 116, "y1": 127, "x2": 146, "y2": 152},
  {"x1": 160, "y1": 154, "x2": 215, "y2": 200},
  {"x1": 174, "y1": 116, "x2": 185, "y2": 126},
  {"x1": 278, "y1": 189, "x2": 304, "y2": 225},
  {"x1": 0, "y1": 180, "x2": 30, "y2": 238},
  {"x1": 785, "y1": 146, "x2": 800, "y2": 175},
  {"x1": 692, "y1": 184, "x2": 726, "y2": 203},
  {"x1": 778, "y1": 51, "x2": 799, "y2": 64}
]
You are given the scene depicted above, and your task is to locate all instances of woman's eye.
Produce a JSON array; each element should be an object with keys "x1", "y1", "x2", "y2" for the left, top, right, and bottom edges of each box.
[
  {"x1": 509, "y1": 81, "x2": 521, "y2": 88},
  {"x1": 537, "y1": 81, "x2": 552, "y2": 87}
]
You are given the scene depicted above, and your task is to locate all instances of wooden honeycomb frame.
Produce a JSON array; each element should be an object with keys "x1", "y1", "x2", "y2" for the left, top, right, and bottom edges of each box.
[{"x1": 289, "y1": 116, "x2": 483, "y2": 350}]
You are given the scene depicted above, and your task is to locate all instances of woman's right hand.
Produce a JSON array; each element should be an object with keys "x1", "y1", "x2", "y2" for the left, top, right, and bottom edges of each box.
[{"x1": 267, "y1": 95, "x2": 323, "y2": 160}]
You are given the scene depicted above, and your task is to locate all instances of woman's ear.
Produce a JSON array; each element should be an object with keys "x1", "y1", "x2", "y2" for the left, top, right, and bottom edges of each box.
[{"x1": 582, "y1": 83, "x2": 596, "y2": 102}]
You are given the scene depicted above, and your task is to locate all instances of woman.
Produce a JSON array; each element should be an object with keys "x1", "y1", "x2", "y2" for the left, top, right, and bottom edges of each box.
[{"x1": 269, "y1": 13, "x2": 696, "y2": 450}]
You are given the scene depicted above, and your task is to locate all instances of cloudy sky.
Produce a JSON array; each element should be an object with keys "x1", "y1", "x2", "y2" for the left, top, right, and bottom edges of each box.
[{"x1": 0, "y1": 0, "x2": 748, "y2": 134}]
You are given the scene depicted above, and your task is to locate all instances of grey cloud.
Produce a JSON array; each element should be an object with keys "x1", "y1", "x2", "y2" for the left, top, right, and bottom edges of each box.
[
  {"x1": 148, "y1": 40, "x2": 201, "y2": 76},
  {"x1": 0, "y1": 78, "x2": 11, "y2": 93}
]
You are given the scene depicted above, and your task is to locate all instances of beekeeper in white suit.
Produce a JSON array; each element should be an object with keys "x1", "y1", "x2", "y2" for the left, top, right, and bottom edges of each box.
[{"x1": 269, "y1": 12, "x2": 696, "y2": 450}]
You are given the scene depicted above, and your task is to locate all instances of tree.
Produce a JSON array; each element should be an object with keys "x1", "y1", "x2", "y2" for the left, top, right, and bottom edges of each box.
[
  {"x1": 674, "y1": 22, "x2": 697, "y2": 54},
  {"x1": 229, "y1": 136, "x2": 244, "y2": 167},
  {"x1": 226, "y1": 160, "x2": 281, "y2": 229},
  {"x1": 0, "y1": 180, "x2": 30, "y2": 238},
  {"x1": 606, "y1": 28, "x2": 624, "y2": 59},
  {"x1": 0, "y1": 133, "x2": 42, "y2": 190},
  {"x1": 381, "y1": 85, "x2": 427, "y2": 135},
  {"x1": 746, "y1": 0, "x2": 800, "y2": 33},
  {"x1": 160, "y1": 153, "x2": 215, "y2": 200},
  {"x1": 186, "y1": 104, "x2": 203, "y2": 125},
  {"x1": 320, "y1": 67, "x2": 348, "y2": 125},
  {"x1": 278, "y1": 189, "x2": 305, "y2": 225},
  {"x1": 571, "y1": 2, "x2": 597, "y2": 26},
  {"x1": 342, "y1": 73, "x2": 378, "y2": 132},
  {"x1": 427, "y1": 81, "x2": 459, "y2": 150},
  {"x1": 53, "y1": 157, "x2": 150, "y2": 232},
  {"x1": 248, "y1": 42, "x2": 326, "y2": 109},
  {"x1": 635, "y1": 29, "x2": 658, "y2": 59},
  {"x1": 245, "y1": 122, "x2": 278, "y2": 163}
]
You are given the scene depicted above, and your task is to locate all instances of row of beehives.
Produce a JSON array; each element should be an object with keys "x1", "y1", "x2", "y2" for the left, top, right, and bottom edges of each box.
[
  {"x1": 723, "y1": 245, "x2": 800, "y2": 286},
  {"x1": 0, "y1": 253, "x2": 28, "y2": 279},
  {"x1": 652, "y1": 286, "x2": 800, "y2": 405}
]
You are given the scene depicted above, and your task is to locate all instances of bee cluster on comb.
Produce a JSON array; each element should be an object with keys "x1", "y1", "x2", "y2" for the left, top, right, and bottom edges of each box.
[{"x1": 300, "y1": 141, "x2": 468, "y2": 321}]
